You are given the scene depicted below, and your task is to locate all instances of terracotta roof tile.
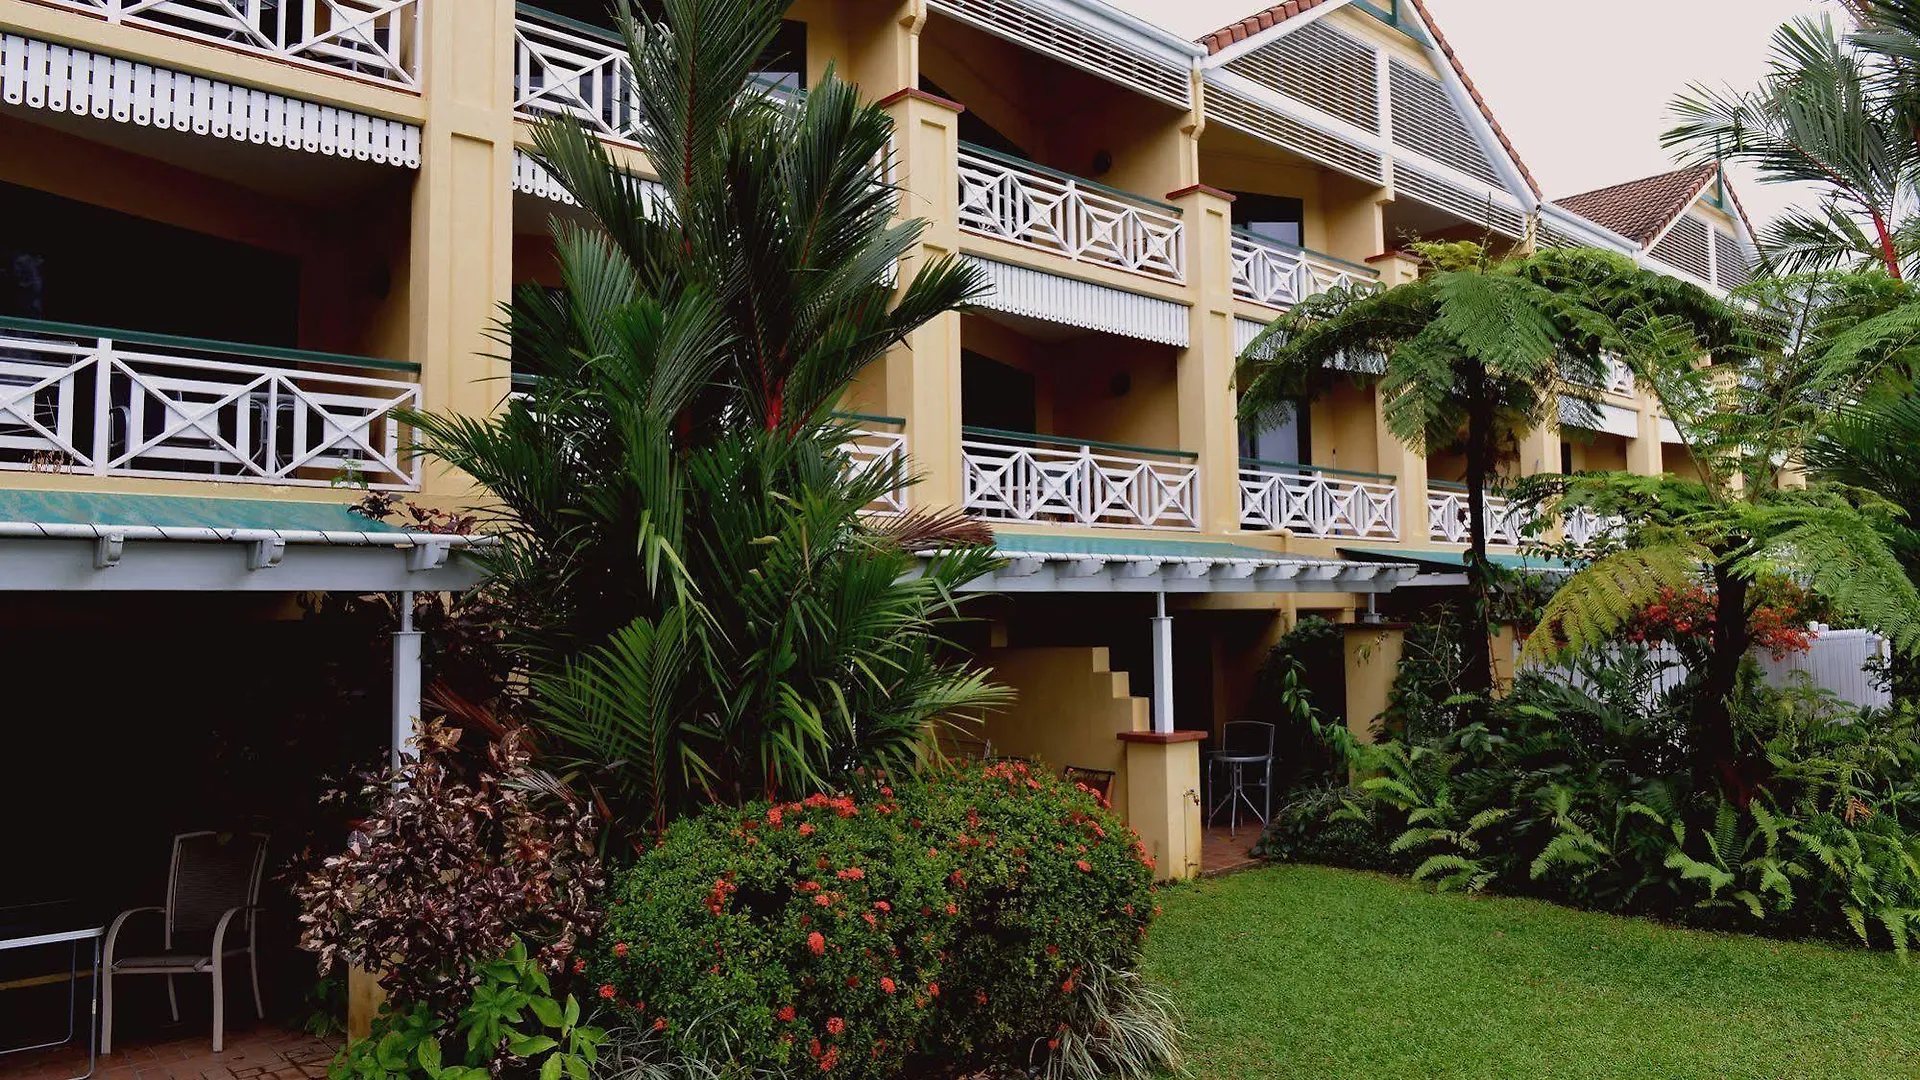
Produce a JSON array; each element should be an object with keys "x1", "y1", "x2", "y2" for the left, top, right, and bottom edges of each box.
[
  {"x1": 1199, "y1": 0, "x2": 1541, "y2": 198},
  {"x1": 1554, "y1": 164, "x2": 1721, "y2": 247}
]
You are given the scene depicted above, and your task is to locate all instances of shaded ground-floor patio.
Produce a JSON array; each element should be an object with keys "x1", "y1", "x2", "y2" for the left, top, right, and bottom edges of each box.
[{"x1": 4, "y1": 1026, "x2": 336, "y2": 1080}]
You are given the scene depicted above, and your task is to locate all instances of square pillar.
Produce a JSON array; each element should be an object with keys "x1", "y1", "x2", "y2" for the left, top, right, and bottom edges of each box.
[
  {"x1": 1628, "y1": 401, "x2": 1664, "y2": 476},
  {"x1": 878, "y1": 88, "x2": 966, "y2": 510},
  {"x1": 1167, "y1": 182, "x2": 1241, "y2": 534},
  {"x1": 1117, "y1": 731, "x2": 1204, "y2": 880},
  {"x1": 1343, "y1": 623, "x2": 1405, "y2": 745}
]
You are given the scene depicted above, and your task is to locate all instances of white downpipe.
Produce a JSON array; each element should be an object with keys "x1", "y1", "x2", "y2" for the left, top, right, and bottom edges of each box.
[
  {"x1": 1150, "y1": 592, "x2": 1174, "y2": 734},
  {"x1": 392, "y1": 591, "x2": 422, "y2": 770}
]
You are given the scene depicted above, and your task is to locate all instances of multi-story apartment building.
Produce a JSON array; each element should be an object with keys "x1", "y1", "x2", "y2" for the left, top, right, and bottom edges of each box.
[{"x1": 0, "y1": 0, "x2": 1759, "y2": 878}]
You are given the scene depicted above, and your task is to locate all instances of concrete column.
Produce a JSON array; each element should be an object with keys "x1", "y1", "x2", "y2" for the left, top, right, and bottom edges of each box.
[
  {"x1": 1627, "y1": 401, "x2": 1664, "y2": 476},
  {"x1": 1375, "y1": 401, "x2": 1429, "y2": 545},
  {"x1": 878, "y1": 87, "x2": 966, "y2": 510},
  {"x1": 1117, "y1": 731, "x2": 1204, "y2": 880},
  {"x1": 1167, "y1": 182, "x2": 1241, "y2": 534},
  {"x1": 1517, "y1": 423, "x2": 1559, "y2": 478},
  {"x1": 1149, "y1": 592, "x2": 1174, "y2": 734},
  {"x1": 1343, "y1": 623, "x2": 1406, "y2": 745},
  {"x1": 392, "y1": 591, "x2": 422, "y2": 768},
  {"x1": 408, "y1": 0, "x2": 516, "y2": 497}
]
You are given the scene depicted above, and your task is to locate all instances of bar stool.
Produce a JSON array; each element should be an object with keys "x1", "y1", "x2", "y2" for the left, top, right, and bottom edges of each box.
[{"x1": 1207, "y1": 721, "x2": 1275, "y2": 838}]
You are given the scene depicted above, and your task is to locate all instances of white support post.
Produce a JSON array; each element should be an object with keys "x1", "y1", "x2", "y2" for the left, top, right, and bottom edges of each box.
[
  {"x1": 1150, "y1": 592, "x2": 1175, "y2": 735},
  {"x1": 392, "y1": 591, "x2": 422, "y2": 769}
]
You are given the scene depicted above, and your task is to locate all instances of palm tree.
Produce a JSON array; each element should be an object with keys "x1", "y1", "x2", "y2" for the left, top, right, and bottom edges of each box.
[
  {"x1": 1667, "y1": 15, "x2": 1920, "y2": 277},
  {"x1": 1236, "y1": 241, "x2": 1736, "y2": 696},
  {"x1": 407, "y1": 0, "x2": 1008, "y2": 832},
  {"x1": 1526, "y1": 273, "x2": 1920, "y2": 798},
  {"x1": 1846, "y1": 0, "x2": 1920, "y2": 152}
]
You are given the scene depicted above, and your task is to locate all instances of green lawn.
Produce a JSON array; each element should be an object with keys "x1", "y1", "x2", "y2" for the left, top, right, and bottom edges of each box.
[{"x1": 1144, "y1": 864, "x2": 1920, "y2": 1080}]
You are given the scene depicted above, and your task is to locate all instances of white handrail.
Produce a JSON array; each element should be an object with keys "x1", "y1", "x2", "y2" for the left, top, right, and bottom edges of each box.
[
  {"x1": 962, "y1": 435, "x2": 1199, "y2": 529},
  {"x1": 41, "y1": 0, "x2": 422, "y2": 88},
  {"x1": 844, "y1": 428, "x2": 908, "y2": 515},
  {"x1": 513, "y1": 7, "x2": 643, "y2": 141},
  {"x1": 956, "y1": 148, "x2": 1184, "y2": 284},
  {"x1": 1238, "y1": 463, "x2": 1397, "y2": 539},
  {"x1": 1426, "y1": 486, "x2": 1533, "y2": 546},
  {"x1": 1565, "y1": 507, "x2": 1625, "y2": 547},
  {"x1": 1229, "y1": 232, "x2": 1378, "y2": 309},
  {"x1": 0, "y1": 327, "x2": 419, "y2": 489}
]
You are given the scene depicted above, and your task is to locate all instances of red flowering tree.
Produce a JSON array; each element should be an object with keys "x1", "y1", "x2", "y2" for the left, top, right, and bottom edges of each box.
[
  {"x1": 589, "y1": 763, "x2": 1159, "y2": 1078},
  {"x1": 1622, "y1": 581, "x2": 1820, "y2": 669}
]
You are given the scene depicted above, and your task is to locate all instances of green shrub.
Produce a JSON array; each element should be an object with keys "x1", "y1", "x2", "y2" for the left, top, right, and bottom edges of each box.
[{"x1": 592, "y1": 762, "x2": 1160, "y2": 1078}]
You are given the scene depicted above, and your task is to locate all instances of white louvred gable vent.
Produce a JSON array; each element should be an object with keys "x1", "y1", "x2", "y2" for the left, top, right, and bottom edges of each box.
[
  {"x1": 1395, "y1": 165, "x2": 1525, "y2": 239},
  {"x1": 1713, "y1": 229, "x2": 1753, "y2": 290},
  {"x1": 928, "y1": 0, "x2": 1191, "y2": 109},
  {"x1": 1388, "y1": 58, "x2": 1501, "y2": 189},
  {"x1": 1225, "y1": 21, "x2": 1380, "y2": 133},
  {"x1": 1206, "y1": 80, "x2": 1385, "y2": 184},
  {"x1": 1650, "y1": 213, "x2": 1713, "y2": 282}
]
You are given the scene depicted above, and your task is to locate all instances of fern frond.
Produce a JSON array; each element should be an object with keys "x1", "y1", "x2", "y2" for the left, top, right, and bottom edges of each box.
[{"x1": 1522, "y1": 542, "x2": 1710, "y2": 663}]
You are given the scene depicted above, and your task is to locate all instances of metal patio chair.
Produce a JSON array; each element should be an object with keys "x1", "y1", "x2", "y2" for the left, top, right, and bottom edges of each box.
[{"x1": 102, "y1": 832, "x2": 268, "y2": 1054}]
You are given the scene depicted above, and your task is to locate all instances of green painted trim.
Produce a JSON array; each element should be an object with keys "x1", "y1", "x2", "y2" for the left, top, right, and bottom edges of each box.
[
  {"x1": 957, "y1": 141, "x2": 1182, "y2": 214},
  {"x1": 1339, "y1": 544, "x2": 1574, "y2": 573},
  {"x1": 0, "y1": 316, "x2": 420, "y2": 375},
  {"x1": 515, "y1": 2, "x2": 625, "y2": 46},
  {"x1": 962, "y1": 425, "x2": 1198, "y2": 462},
  {"x1": 1428, "y1": 479, "x2": 1468, "y2": 492},
  {"x1": 1229, "y1": 228, "x2": 1379, "y2": 277},
  {"x1": 833, "y1": 411, "x2": 906, "y2": 427},
  {"x1": 1241, "y1": 458, "x2": 1396, "y2": 482},
  {"x1": 1350, "y1": 0, "x2": 1430, "y2": 45}
]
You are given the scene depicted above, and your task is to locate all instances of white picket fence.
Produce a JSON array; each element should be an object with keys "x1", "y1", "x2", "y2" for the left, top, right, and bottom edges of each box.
[{"x1": 1528, "y1": 627, "x2": 1892, "y2": 711}]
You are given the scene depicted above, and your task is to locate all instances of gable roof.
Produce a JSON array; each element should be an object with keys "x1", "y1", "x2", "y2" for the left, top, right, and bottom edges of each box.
[
  {"x1": 1555, "y1": 163, "x2": 1721, "y2": 247},
  {"x1": 1198, "y1": 0, "x2": 1541, "y2": 198}
]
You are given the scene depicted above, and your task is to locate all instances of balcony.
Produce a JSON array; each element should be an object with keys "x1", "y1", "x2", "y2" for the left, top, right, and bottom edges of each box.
[
  {"x1": 513, "y1": 4, "x2": 642, "y2": 143},
  {"x1": 32, "y1": 0, "x2": 422, "y2": 89},
  {"x1": 841, "y1": 414, "x2": 908, "y2": 516},
  {"x1": 961, "y1": 427, "x2": 1198, "y2": 530},
  {"x1": 1238, "y1": 460, "x2": 1398, "y2": 540},
  {"x1": 1566, "y1": 507, "x2": 1625, "y2": 547},
  {"x1": 1229, "y1": 230, "x2": 1379, "y2": 310},
  {"x1": 1426, "y1": 481, "x2": 1534, "y2": 547},
  {"x1": 956, "y1": 144, "x2": 1184, "y2": 285},
  {"x1": 0, "y1": 317, "x2": 420, "y2": 489}
]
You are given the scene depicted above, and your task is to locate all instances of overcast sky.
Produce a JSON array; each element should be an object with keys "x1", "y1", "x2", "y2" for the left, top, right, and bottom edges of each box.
[{"x1": 1112, "y1": 0, "x2": 1845, "y2": 227}]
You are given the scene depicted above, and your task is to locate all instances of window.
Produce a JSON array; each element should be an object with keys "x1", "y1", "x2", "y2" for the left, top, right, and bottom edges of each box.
[
  {"x1": 1230, "y1": 193, "x2": 1305, "y2": 248},
  {"x1": 1238, "y1": 405, "x2": 1309, "y2": 466},
  {"x1": 753, "y1": 20, "x2": 808, "y2": 92}
]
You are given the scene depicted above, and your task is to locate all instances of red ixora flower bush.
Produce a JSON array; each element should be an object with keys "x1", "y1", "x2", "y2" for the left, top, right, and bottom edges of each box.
[
  {"x1": 292, "y1": 720, "x2": 603, "y2": 1020},
  {"x1": 590, "y1": 763, "x2": 1157, "y2": 1078},
  {"x1": 1623, "y1": 582, "x2": 1819, "y2": 662}
]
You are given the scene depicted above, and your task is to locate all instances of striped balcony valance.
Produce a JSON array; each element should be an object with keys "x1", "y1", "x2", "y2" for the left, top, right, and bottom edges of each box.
[
  {"x1": 0, "y1": 32, "x2": 420, "y2": 167},
  {"x1": 962, "y1": 256, "x2": 1188, "y2": 347}
]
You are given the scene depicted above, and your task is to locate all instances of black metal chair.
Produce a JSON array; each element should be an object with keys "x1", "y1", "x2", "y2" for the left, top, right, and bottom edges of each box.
[{"x1": 1207, "y1": 721, "x2": 1275, "y2": 838}]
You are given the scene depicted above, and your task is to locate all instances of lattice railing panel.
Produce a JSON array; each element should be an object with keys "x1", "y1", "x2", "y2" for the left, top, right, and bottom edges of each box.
[
  {"x1": 38, "y1": 0, "x2": 421, "y2": 87},
  {"x1": 1239, "y1": 464, "x2": 1397, "y2": 539},
  {"x1": 844, "y1": 428, "x2": 908, "y2": 515},
  {"x1": 1230, "y1": 232, "x2": 1378, "y2": 309},
  {"x1": 513, "y1": 8, "x2": 643, "y2": 142},
  {"x1": 957, "y1": 148, "x2": 1183, "y2": 283},
  {"x1": 0, "y1": 325, "x2": 418, "y2": 488},
  {"x1": 1427, "y1": 486, "x2": 1533, "y2": 546},
  {"x1": 962, "y1": 436, "x2": 1198, "y2": 529}
]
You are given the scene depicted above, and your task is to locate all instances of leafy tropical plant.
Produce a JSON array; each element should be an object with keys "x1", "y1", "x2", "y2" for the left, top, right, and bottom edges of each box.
[
  {"x1": 403, "y1": 0, "x2": 1008, "y2": 832},
  {"x1": 1522, "y1": 273, "x2": 1920, "y2": 796},
  {"x1": 1668, "y1": 14, "x2": 1920, "y2": 276},
  {"x1": 1238, "y1": 242, "x2": 1736, "y2": 694}
]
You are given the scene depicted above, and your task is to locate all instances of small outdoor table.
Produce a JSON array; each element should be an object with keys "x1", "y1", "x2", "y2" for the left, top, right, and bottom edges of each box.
[{"x1": 0, "y1": 902, "x2": 104, "y2": 1080}]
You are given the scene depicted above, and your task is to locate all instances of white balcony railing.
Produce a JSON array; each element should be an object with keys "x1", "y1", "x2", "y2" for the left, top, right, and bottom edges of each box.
[
  {"x1": 1427, "y1": 484, "x2": 1534, "y2": 546},
  {"x1": 962, "y1": 429, "x2": 1198, "y2": 529},
  {"x1": 40, "y1": 0, "x2": 421, "y2": 88},
  {"x1": 1238, "y1": 462, "x2": 1398, "y2": 539},
  {"x1": 0, "y1": 319, "x2": 420, "y2": 489},
  {"x1": 957, "y1": 144, "x2": 1184, "y2": 284},
  {"x1": 1603, "y1": 357, "x2": 1634, "y2": 396},
  {"x1": 513, "y1": 6, "x2": 643, "y2": 142},
  {"x1": 1565, "y1": 507, "x2": 1626, "y2": 547},
  {"x1": 843, "y1": 422, "x2": 908, "y2": 515},
  {"x1": 1229, "y1": 231, "x2": 1379, "y2": 310}
]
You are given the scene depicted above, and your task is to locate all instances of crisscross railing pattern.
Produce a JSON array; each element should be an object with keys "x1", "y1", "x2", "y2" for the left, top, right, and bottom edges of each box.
[
  {"x1": 1229, "y1": 231, "x2": 1378, "y2": 309},
  {"x1": 844, "y1": 427, "x2": 908, "y2": 515},
  {"x1": 0, "y1": 321, "x2": 419, "y2": 488},
  {"x1": 41, "y1": 0, "x2": 421, "y2": 88},
  {"x1": 1238, "y1": 462, "x2": 1397, "y2": 539},
  {"x1": 512, "y1": 6, "x2": 643, "y2": 141},
  {"x1": 957, "y1": 146, "x2": 1184, "y2": 283},
  {"x1": 1565, "y1": 507, "x2": 1625, "y2": 547},
  {"x1": 962, "y1": 430, "x2": 1198, "y2": 529},
  {"x1": 1427, "y1": 485, "x2": 1533, "y2": 546}
]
